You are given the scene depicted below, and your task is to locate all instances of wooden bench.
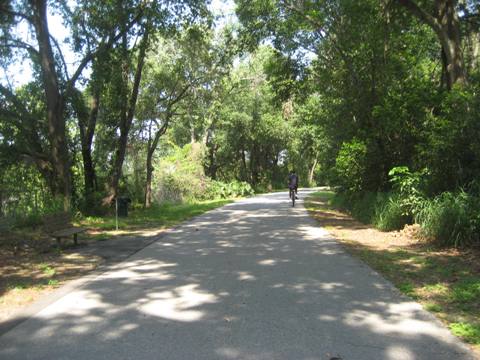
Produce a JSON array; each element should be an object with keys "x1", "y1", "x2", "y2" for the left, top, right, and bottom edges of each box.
[
  {"x1": 0, "y1": 217, "x2": 19, "y2": 253},
  {"x1": 0, "y1": 217, "x2": 13, "y2": 234},
  {"x1": 43, "y1": 213, "x2": 86, "y2": 246}
]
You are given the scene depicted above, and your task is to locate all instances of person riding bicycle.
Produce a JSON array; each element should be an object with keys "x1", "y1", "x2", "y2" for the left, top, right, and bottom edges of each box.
[{"x1": 288, "y1": 170, "x2": 299, "y2": 199}]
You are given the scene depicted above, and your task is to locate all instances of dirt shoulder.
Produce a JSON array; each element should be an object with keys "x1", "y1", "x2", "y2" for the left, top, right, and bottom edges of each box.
[
  {"x1": 0, "y1": 244, "x2": 102, "y2": 322},
  {"x1": 305, "y1": 191, "x2": 480, "y2": 358},
  {"x1": 0, "y1": 199, "x2": 233, "y2": 327},
  {"x1": 0, "y1": 226, "x2": 173, "y2": 330}
]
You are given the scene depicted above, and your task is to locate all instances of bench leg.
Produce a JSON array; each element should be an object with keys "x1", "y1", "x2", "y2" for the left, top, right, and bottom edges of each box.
[{"x1": 73, "y1": 233, "x2": 78, "y2": 246}]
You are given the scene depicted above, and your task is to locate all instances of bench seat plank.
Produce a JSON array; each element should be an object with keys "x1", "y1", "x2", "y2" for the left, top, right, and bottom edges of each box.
[
  {"x1": 51, "y1": 227, "x2": 87, "y2": 238},
  {"x1": 42, "y1": 212, "x2": 86, "y2": 246}
]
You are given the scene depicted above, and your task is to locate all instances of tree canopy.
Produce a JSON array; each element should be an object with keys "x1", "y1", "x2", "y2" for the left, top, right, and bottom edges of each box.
[{"x1": 1, "y1": 0, "x2": 480, "y2": 247}]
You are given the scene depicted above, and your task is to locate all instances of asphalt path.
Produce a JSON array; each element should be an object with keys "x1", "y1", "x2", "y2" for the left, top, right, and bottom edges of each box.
[{"x1": 0, "y1": 189, "x2": 475, "y2": 360}]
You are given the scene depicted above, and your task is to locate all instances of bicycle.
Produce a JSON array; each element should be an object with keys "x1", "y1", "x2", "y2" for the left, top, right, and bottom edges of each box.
[{"x1": 289, "y1": 186, "x2": 296, "y2": 207}]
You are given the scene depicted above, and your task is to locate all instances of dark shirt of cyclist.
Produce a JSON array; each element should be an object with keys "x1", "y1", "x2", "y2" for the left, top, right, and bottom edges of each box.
[{"x1": 288, "y1": 171, "x2": 299, "y2": 194}]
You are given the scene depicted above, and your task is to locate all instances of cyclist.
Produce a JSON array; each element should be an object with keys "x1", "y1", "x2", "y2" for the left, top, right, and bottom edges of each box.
[{"x1": 288, "y1": 170, "x2": 299, "y2": 199}]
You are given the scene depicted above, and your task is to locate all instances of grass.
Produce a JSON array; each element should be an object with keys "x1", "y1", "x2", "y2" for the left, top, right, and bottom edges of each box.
[
  {"x1": 79, "y1": 198, "x2": 233, "y2": 232},
  {"x1": 39, "y1": 263, "x2": 56, "y2": 276},
  {"x1": 306, "y1": 190, "x2": 480, "y2": 350},
  {"x1": 0, "y1": 198, "x2": 234, "y2": 320},
  {"x1": 451, "y1": 323, "x2": 480, "y2": 343}
]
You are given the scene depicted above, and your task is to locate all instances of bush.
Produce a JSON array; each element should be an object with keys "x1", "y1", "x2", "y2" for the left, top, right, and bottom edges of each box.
[
  {"x1": 415, "y1": 191, "x2": 478, "y2": 247},
  {"x1": 333, "y1": 139, "x2": 368, "y2": 193},
  {"x1": 350, "y1": 192, "x2": 379, "y2": 224},
  {"x1": 388, "y1": 166, "x2": 425, "y2": 217},
  {"x1": 205, "y1": 180, "x2": 254, "y2": 199},
  {"x1": 153, "y1": 143, "x2": 254, "y2": 203},
  {"x1": 366, "y1": 166, "x2": 425, "y2": 232},
  {"x1": 419, "y1": 85, "x2": 480, "y2": 194},
  {"x1": 374, "y1": 194, "x2": 411, "y2": 231},
  {"x1": 331, "y1": 191, "x2": 382, "y2": 224},
  {"x1": 331, "y1": 191, "x2": 411, "y2": 231},
  {"x1": 153, "y1": 143, "x2": 210, "y2": 202}
]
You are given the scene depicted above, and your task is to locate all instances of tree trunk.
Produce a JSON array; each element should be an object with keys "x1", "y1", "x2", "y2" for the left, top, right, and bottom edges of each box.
[
  {"x1": 250, "y1": 146, "x2": 258, "y2": 185},
  {"x1": 31, "y1": 0, "x2": 71, "y2": 210},
  {"x1": 76, "y1": 88, "x2": 100, "y2": 211},
  {"x1": 308, "y1": 157, "x2": 318, "y2": 185},
  {"x1": 145, "y1": 147, "x2": 154, "y2": 208},
  {"x1": 81, "y1": 148, "x2": 96, "y2": 201},
  {"x1": 435, "y1": 0, "x2": 466, "y2": 89},
  {"x1": 0, "y1": 179, "x2": 3, "y2": 217},
  {"x1": 241, "y1": 149, "x2": 248, "y2": 182},
  {"x1": 207, "y1": 144, "x2": 218, "y2": 180},
  {"x1": 190, "y1": 119, "x2": 196, "y2": 144},
  {"x1": 205, "y1": 128, "x2": 218, "y2": 180},
  {"x1": 144, "y1": 122, "x2": 166, "y2": 208},
  {"x1": 105, "y1": 27, "x2": 150, "y2": 205},
  {"x1": 397, "y1": 0, "x2": 466, "y2": 89}
]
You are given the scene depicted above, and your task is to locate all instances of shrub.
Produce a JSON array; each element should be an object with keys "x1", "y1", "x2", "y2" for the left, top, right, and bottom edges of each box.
[
  {"x1": 350, "y1": 192, "x2": 379, "y2": 224},
  {"x1": 419, "y1": 86, "x2": 480, "y2": 194},
  {"x1": 331, "y1": 191, "x2": 410, "y2": 230},
  {"x1": 7, "y1": 196, "x2": 65, "y2": 229},
  {"x1": 329, "y1": 191, "x2": 349, "y2": 211},
  {"x1": 153, "y1": 143, "x2": 254, "y2": 203},
  {"x1": 388, "y1": 166, "x2": 425, "y2": 217},
  {"x1": 153, "y1": 143, "x2": 210, "y2": 202},
  {"x1": 205, "y1": 180, "x2": 254, "y2": 199},
  {"x1": 374, "y1": 194, "x2": 411, "y2": 231},
  {"x1": 333, "y1": 139, "x2": 368, "y2": 194},
  {"x1": 415, "y1": 191, "x2": 475, "y2": 247},
  {"x1": 331, "y1": 191, "x2": 383, "y2": 224}
]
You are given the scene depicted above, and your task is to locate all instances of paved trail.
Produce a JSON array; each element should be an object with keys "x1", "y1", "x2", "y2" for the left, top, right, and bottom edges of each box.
[{"x1": 0, "y1": 190, "x2": 475, "y2": 360}]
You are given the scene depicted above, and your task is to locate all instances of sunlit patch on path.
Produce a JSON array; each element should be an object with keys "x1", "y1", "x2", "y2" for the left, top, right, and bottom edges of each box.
[{"x1": 0, "y1": 189, "x2": 475, "y2": 360}]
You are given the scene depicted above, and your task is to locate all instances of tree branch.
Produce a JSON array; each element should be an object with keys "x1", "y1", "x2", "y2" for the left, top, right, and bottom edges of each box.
[
  {"x1": 0, "y1": 7, "x2": 33, "y2": 24},
  {"x1": 281, "y1": 0, "x2": 361, "y2": 86},
  {"x1": 126, "y1": 26, "x2": 150, "y2": 124},
  {"x1": 395, "y1": 0, "x2": 442, "y2": 33},
  {"x1": 0, "y1": 84, "x2": 34, "y2": 123},
  {"x1": 49, "y1": 34, "x2": 69, "y2": 81},
  {"x1": 167, "y1": 84, "x2": 191, "y2": 108},
  {"x1": 0, "y1": 38, "x2": 40, "y2": 58},
  {"x1": 66, "y1": 8, "x2": 145, "y2": 95}
]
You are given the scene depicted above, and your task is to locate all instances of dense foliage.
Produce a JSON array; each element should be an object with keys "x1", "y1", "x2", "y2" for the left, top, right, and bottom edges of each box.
[
  {"x1": 235, "y1": 0, "x2": 480, "y2": 246},
  {"x1": 1, "y1": 0, "x2": 480, "y2": 247}
]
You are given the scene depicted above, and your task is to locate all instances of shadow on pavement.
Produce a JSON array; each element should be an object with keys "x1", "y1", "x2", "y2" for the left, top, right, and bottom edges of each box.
[{"x1": 0, "y1": 190, "x2": 474, "y2": 360}]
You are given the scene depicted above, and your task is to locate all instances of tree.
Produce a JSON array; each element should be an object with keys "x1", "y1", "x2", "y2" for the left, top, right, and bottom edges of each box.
[
  {"x1": 137, "y1": 37, "x2": 192, "y2": 207},
  {"x1": 198, "y1": 46, "x2": 289, "y2": 187},
  {"x1": 234, "y1": 0, "x2": 448, "y2": 192},
  {"x1": 98, "y1": 3, "x2": 211, "y2": 206},
  {"x1": 396, "y1": 0, "x2": 467, "y2": 89},
  {"x1": 103, "y1": 23, "x2": 151, "y2": 205},
  {"x1": 0, "y1": 0, "x2": 145, "y2": 209},
  {"x1": 137, "y1": 24, "x2": 237, "y2": 206}
]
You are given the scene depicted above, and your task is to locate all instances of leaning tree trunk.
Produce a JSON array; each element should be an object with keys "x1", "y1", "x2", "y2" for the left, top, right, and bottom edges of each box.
[
  {"x1": 105, "y1": 28, "x2": 149, "y2": 206},
  {"x1": 308, "y1": 157, "x2": 318, "y2": 185},
  {"x1": 32, "y1": 0, "x2": 71, "y2": 210},
  {"x1": 78, "y1": 90, "x2": 100, "y2": 211},
  {"x1": 397, "y1": 0, "x2": 466, "y2": 89},
  {"x1": 435, "y1": 0, "x2": 466, "y2": 89},
  {"x1": 144, "y1": 150, "x2": 154, "y2": 208},
  {"x1": 241, "y1": 149, "x2": 248, "y2": 182},
  {"x1": 144, "y1": 122, "x2": 167, "y2": 208}
]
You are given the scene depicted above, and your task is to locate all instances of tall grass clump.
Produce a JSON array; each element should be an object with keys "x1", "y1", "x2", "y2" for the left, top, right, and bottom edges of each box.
[
  {"x1": 415, "y1": 191, "x2": 478, "y2": 247},
  {"x1": 331, "y1": 191, "x2": 386, "y2": 225},
  {"x1": 374, "y1": 194, "x2": 410, "y2": 231},
  {"x1": 330, "y1": 192, "x2": 373, "y2": 222},
  {"x1": 371, "y1": 166, "x2": 425, "y2": 231},
  {"x1": 350, "y1": 192, "x2": 380, "y2": 224}
]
